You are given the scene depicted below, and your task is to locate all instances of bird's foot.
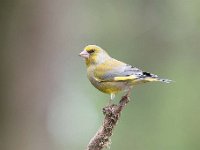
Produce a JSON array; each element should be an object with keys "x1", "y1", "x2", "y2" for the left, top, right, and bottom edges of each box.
[
  {"x1": 122, "y1": 93, "x2": 131, "y2": 102},
  {"x1": 122, "y1": 89, "x2": 131, "y2": 101}
]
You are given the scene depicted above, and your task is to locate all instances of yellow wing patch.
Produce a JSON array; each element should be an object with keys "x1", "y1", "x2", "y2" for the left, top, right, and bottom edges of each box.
[{"x1": 114, "y1": 75, "x2": 138, "y2": 81}]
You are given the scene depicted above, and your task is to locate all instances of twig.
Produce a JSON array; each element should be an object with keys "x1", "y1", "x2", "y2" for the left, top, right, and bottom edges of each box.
[{"x1": 86, "y1": 95, "x2": 130, "y2": 150}]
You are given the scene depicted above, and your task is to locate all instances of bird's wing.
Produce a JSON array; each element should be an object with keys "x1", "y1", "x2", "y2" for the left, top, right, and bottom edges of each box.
[{"x1": 94, "y1": 58, "x2": 155, "y2": 82}]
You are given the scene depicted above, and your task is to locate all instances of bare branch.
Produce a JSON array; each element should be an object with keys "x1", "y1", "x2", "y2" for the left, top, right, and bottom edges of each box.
[{"x1": 86, "y1": 95, "x2": 130, "y2": 150}]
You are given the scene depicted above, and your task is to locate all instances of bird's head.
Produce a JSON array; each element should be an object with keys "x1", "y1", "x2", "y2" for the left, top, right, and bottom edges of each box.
[{"x1": 79, "y1": 45, "x2": 110, "y2": 66}]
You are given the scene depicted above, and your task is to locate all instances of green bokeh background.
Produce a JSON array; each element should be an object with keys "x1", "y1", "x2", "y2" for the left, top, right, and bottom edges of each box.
[{"x1": 1, "y1": 0, "x2": 200, "y2": 150}]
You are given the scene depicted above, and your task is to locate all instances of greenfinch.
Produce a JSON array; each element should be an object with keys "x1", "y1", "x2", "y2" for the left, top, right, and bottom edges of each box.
[{"x1": 79, "y1": 45, "x2": 171, "y2": 102}]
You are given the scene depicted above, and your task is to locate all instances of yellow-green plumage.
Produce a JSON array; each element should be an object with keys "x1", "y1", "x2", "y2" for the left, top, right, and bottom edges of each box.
[{"x1": 79, "y1": 45, "x2": 171, "y2": 100}]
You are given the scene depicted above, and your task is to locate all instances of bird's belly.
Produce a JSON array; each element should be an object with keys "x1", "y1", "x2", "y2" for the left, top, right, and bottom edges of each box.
[{"x1": 89, "y1": 78, "x2": 128, "y2": 94}]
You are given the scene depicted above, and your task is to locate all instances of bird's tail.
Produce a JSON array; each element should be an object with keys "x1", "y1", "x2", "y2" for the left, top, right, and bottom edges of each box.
[
  {"x1": 144, "y1": 77, "x2": 172, "y2": 83},
  {"x1": 139, "y1": 72, "x2": 172, "y2": 84},
  {"x1": 157, "y1": 78, "x2": 172, "y2": 83}
]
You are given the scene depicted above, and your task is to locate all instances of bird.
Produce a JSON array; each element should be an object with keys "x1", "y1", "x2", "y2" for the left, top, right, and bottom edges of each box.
[{"x1": 79, "y1": 45, "x2": 171, "y2": 104}]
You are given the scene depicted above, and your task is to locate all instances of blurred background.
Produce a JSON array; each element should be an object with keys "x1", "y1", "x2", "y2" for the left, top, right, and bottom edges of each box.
[{"x1": 1, "y1": 0, "x2": 200, "y2": 150}]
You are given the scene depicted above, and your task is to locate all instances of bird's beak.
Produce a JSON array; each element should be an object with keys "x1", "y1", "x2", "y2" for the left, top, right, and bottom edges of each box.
[{"x1": 79, "y1": 50, "x2": 89, "y2": 58}]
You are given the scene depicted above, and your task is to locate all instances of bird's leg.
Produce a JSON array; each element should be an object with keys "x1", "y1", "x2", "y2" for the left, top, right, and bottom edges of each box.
[{"x1": 108, "y1": 93, "x2": 115, "y2": 106}]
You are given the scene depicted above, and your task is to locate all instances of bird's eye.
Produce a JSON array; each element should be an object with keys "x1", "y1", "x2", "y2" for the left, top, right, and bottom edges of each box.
[{"x1": 88, "y1": 49, "x2": 95, "y2": 54}]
